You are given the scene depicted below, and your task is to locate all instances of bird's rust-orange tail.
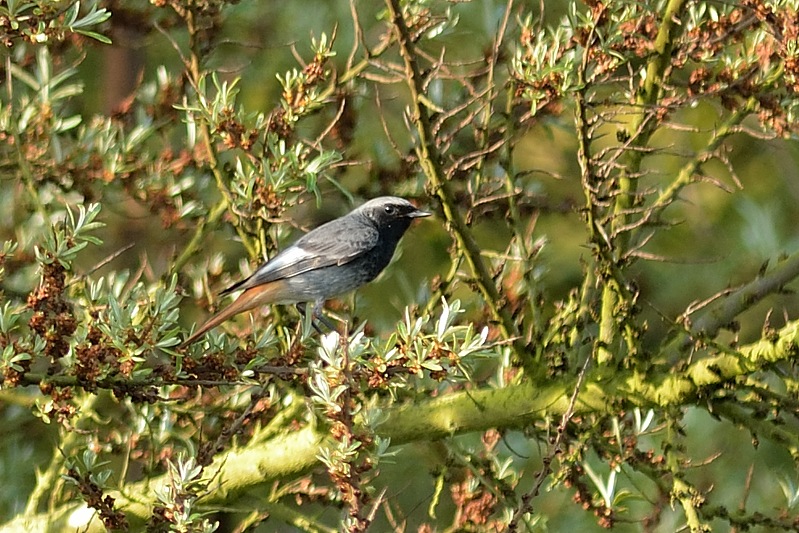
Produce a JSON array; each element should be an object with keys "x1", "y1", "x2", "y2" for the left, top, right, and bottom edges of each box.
[{"x1": 180, "y1": 283, "x2": 279, "y2": 347}]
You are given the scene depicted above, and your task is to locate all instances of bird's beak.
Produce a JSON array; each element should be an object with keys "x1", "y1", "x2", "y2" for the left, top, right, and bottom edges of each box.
[{"x1": 408, "y1": 208, "x2": 431, "y2": 218}]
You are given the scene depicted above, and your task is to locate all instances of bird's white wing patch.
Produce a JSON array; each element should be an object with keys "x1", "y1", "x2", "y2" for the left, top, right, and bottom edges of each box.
[{"x1": 257, "y1": 246, "x2": 314, "y2": 276}]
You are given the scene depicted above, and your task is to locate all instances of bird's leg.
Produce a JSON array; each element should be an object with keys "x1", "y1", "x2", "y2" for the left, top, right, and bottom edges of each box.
[
  {"x1": 313, "y1": 300, "x2": 337, "y2": 331},
  {"x1": 296, "y1": 302, "x2": 336, "y2": 333},
  {"x1": 295, "y1": 303, "x2": 320, "y2": 334}
]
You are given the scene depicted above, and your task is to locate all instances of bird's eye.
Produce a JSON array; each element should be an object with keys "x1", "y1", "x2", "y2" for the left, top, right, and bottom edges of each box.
[{"x1": 384, "y1": 205, "x2": 396, "y2": 215}]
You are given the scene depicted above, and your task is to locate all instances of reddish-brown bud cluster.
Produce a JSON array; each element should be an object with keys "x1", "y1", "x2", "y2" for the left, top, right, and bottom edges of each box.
[
  {"x1": 215, "y1": 107, "x2": 258, "y2": 151},
  {"x1": 181, "y1": 350, "x2": 239, "y2": 381},
  {"x1": 67, "y1": 467, "x2": 129, "y2": 530},
  {"x1": 252, "y1": 181, "x2": 285, "y2": 220},
  {"x1": 73, "y1": 323, "x2": 127, "y2": 387},
  {"x1": 451, "y1": 474, "x2": 500, "y2": 528},
  {"x1": 27, "y1": 262, "x2": 76, "y2": 366},
  {"x1": 39, "y1": 382, "x2": 77, "y2": 423}
]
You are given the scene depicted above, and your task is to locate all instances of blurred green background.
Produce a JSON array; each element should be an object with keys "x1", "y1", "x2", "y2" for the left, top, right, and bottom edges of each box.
[{"x1": 2, "y1": 0, "x2": 799, "y2": 530}]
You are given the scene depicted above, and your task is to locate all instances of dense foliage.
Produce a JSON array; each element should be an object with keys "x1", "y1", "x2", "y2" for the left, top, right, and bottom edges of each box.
[{"x1": 2, "y1": 0, "x2": 799, "y2": 531}]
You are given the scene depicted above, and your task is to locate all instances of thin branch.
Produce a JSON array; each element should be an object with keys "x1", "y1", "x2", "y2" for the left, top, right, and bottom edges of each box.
[
  {"x1": 668, "y1": 250, "x2": 799, "y2": 353},
  {"x1": 384, "y1": 0, "x2": 528, "y2": 372},
  {"x1": 508, "y1": 353, "x2": 591, "y2": 530},
  {"x1": 634, "y1": 90, "x2": 770, "y2": 236}
]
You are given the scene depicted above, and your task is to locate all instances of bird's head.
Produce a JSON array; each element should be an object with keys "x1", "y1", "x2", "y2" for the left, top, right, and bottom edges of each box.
[{"x1": 357, "y1": 197, "x2": 431, "y2": 231}]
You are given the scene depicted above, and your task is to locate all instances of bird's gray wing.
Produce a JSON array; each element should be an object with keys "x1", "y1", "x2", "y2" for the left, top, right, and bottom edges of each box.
[{"x1": 222, "y1": 217, "x2": 378, "y2": 294}]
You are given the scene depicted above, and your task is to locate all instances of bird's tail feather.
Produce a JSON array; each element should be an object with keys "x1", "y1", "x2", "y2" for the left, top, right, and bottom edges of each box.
[{"x1": 180, "y1": 285, "x2": 275, "y2": 347}]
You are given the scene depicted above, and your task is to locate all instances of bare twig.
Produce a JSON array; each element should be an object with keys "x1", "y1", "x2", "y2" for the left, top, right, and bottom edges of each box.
[
  {"x1": 384, "y1": 0, "x2": 529, "y2": 372},
  {"x1": 507, "y1": 354, "x2": 592, "y2": 530}
]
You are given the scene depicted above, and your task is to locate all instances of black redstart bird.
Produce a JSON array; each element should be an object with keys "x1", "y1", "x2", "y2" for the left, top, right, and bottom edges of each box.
[{"x1": 181, "y1": 196, "x2": 430, "y2": 346}]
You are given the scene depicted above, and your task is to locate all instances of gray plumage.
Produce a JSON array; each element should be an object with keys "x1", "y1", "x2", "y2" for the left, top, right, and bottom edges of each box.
[{"x1": 182, "y1": 196, "x2": 430, "y2": 345}]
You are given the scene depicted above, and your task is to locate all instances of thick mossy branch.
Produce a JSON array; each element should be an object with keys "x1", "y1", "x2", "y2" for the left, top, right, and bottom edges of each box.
[
  {"x1": 15, "y1": 318, "x2": 799, "y2": 532},
  {"x1": 6, "y1": 426, "x2": 328, "y2": 532}
]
